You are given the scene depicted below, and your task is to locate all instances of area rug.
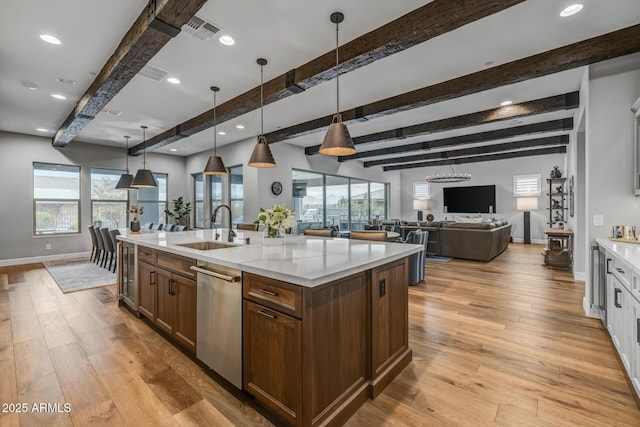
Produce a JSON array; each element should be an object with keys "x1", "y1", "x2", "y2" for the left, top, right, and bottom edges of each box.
[
  {"x1": 426, "y1": 256, "x2": 453, "y2": 263},
  {"x1": 44, "y1": 259, "x2": 116, "y2": 293}
]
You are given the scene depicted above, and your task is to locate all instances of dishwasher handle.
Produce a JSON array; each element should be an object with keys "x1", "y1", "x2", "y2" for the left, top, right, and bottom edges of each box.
[{"x1": 191, "y1": 265, "x2": 241, "y2": 282}]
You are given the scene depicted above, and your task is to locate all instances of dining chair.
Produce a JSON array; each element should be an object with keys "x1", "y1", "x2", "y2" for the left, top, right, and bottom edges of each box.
[
  {"x1": 237, "y1": 223, "x2": 259, "y2": 231},
  {"x1": 143, "y1": 222, "x2": 152, "y2": 229},
  {"x1": 100, "y1": 227, "x2": 115, "y2": 271},
  {"x1": 303, "y1": 228, "x2": 332, "y2": 237},
  {"x1": 108, "y1": 229, "x2": 121, "y2": 273},
  {"x1": 93, "y1": 226, "x2": 106, "y2": 266},
  {"x1": 349, "y1": 231, "x2": 387, "y2": 241},
  {"x1": 174, "y1": 225, "x2": 187, "y2": 232},
  {"x1": 164, "y1": 224, "x2": 175, "y2": 232},
  {"x1": 87, "y1": 225, "x2": 99, "y2": 262},
  {"x1": 151, "y1": 223, "x2": 163, "y2": 230}
]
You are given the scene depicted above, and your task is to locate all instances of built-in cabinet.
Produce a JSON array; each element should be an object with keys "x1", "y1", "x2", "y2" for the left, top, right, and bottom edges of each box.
[
  {"x1": 243, "y1": 258, "x2": 411, "y2": 427},
  {"x1": 602, "y1": 245, "x2": 640, "y2": 399},
  {"x1": 137, "y1": 248, "x2": 197, "y2": 354}
]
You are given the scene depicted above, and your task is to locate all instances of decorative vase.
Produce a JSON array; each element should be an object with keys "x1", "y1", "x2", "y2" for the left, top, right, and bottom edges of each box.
[
  {"x1": 130, "y1": 220, "x2": 141, "y2": 232},
  {"x1": 263, "y1": 225, "x2": 285, "y2": 245}
]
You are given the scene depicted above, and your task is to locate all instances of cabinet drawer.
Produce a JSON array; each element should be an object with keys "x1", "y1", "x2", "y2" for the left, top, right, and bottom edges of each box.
[
  {"x1": 138, "y1": 246, "x2": 155, "y2": 264},
  {"x1": 243, "y1": 273, "x2": 302, "y2": 318},
  {"x1": 610, "y1": 256, "x2": 631, "y2": 288},
  {"x1": 156, "y1": 251, "x2": 196, "y2": 279}
]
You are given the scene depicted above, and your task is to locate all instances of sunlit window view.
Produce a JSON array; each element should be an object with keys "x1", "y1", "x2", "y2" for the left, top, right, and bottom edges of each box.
[
  {"x1": 194, "y1": 173, "x2": 204, "y2": 228},
  {"x1": 33, "y1": 162, "x2": 81, "y2": 235},
  {"x1": 91, "y1": 167, "x2": 128, "y2": 229},
  {"x1": 229, "y1": 166, "x2": 243, "y2": 225},
  {"x1": 138, "y1": 173, "x2": 168, "y2": 225},
  {"x1": 291, "y1": 169, "x2": 387, "y2": 233}
]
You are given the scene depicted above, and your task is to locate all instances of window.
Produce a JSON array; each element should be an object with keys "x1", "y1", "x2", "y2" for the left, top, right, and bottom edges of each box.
[
  {"x1": 413, "y1": 182, "x2": 430, "y2": 199},
  {"x1": 514, "y1": 174, "x2": 541, "y2": 197},
  {"x1": 292, "y1": 169, "x2": 388, "y2": 232},
  {"x1": 137, "y1": 173, "x2": 168, "y2": 225},
  {"x1": 91, "y1": 168, "x2": 128, "y2": 228},
  {"x1": 210, "y1": 174, "x2": 223, "y2": 226},
  {"x1": 229, "y1": 166, "x2": 243, "y2": 225},
  {"x1": 193, "y1": 173, "x2": 203, "y2": 228},
  {"x1": 33, "y1": 162, "x2": 80, "y2": 235}
]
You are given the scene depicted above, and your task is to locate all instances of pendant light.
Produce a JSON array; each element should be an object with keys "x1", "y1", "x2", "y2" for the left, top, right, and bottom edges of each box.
[
  {"x1": 131, "y1": 125, "x2": 158, "y2": 188},
  {"x1": 115, "y1": 135, "x2": 136, "y2": 190},
  {"x1": 319, "y1": 12, "x2": 356, "y2": 156},
  {"x1": 425, "y1": 156, "x2": 471, "y2": 183},
  {"x1": 248, "y1": 58, "x2": 276, "y2": 168},
  {"x1": 204, "y1": 86, "x2": 228, "y2": 175}
]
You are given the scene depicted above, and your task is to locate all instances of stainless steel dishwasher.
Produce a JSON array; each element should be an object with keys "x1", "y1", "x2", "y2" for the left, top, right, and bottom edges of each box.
[{"x1": 191, "y1": 261, "x2": 243, "y2": 389}]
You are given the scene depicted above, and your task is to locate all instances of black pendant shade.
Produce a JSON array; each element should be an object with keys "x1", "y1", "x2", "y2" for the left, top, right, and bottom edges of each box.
[
  {"x1": 248, "y1": 58, "x2": 276, "y2": 168},
  {"x1": 248, "y1": 136, "x2": 276, "y2": 168},
  {"x1": 131, "y1": 125, "x2": 158, "y2": 188},
  {"x1": 319, "y1": 12, "x2": 356, "y2": 157},
  {"x1": 319, "y1": 114, "x2": 355, "y2": 156},
  {"x1": 116, "y1": 135, "x2": 137, "y2": 190},
  {"x1": 204, "y1": 86, "x2": 228, "y2": 175}
]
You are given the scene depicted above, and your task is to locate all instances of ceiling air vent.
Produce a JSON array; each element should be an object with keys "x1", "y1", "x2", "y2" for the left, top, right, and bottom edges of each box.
[
  {"x1": 139, "y1": 64, "x2": 169, "y2": 81},
  {"x1": 182, "y1": 15, "x2": 220, "y2": 40}
]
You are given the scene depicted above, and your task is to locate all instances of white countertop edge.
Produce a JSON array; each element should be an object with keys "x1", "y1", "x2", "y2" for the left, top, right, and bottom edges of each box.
[
  {"x1": 118, "y1": 230, "x2": 423, "y2": 287},
  {"x1": 595, "y1": 237, "x2": 640, "y2": 271}
]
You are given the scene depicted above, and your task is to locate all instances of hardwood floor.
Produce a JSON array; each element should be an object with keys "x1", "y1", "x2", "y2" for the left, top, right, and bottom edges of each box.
[{"x1": 0, "y1": 244, "x2": 639, "y2": 426}]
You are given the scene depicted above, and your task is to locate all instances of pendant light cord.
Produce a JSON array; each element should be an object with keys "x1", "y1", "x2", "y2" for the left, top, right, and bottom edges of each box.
[
  {"x1": 213, "y1": 90, "x2": 217, "y2": 155},
  {"x1": 124, "y1": 136, "x2": 130, "y2": 172},
  {"x1": 260, "y1": 63, "x2": 264, "y2": 138},
  {"x1": 141, "y1": 126, "x2": 147, "y2": 168},
  {"x1": 335, "y1": 19, "x2": 340, "y2": 115}
]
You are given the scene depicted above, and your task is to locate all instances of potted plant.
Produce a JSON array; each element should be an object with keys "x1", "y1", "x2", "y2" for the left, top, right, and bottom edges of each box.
[
  {"x1": 129, "y1": 205, "x2": 143, "y2": 232},
  {"x1": 164, "y1": 196, "x2": 192, "y2": 227},
  {"x1": 257, "y1": 204, "x2": 296, "y2": 245}
]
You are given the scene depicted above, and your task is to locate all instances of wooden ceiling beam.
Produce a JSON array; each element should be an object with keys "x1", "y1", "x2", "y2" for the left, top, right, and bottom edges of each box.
[
  {"x1": 130, "y1": 0, "x2": 526, "y2": 154},
  {"x1": 286, "y1": 24, "x2": 640, "y2": 152},
  {"x1": 339, "y1": 117, "x2": 573, "y2": 162},
  {"x1": 52, "y1": 0, "x2": 207, "y2": 147},
  {"x1": 365, "y1": 135, "x2": 568, "y2": 168},
  {"x1": 383, "y1": 146, "x2": 567, "y2": 171}
]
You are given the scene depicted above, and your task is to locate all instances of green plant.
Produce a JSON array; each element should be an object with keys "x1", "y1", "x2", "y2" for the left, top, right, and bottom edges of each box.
[{"x1": 164, "y1": 197, "x2": 192, "y2": 222}]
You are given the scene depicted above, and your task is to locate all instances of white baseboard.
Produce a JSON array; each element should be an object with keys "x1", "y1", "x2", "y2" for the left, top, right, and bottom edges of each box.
[
  {"x1": 511, "y1": 238, "x2": 547, "y2": 244},
  {"x1": 0, "y1": 251, "x2": 91, "y2": 267},
  {"x1": 583, "y1": 296, "x2": 605, "y2": 320},
  {"x1": 574, "y1": 271, "x2": 586, "y2": 281}
]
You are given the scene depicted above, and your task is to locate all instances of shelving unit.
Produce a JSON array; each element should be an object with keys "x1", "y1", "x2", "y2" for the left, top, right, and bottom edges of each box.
[{"x1": 546, "y1": 177, "x2": 567, "y2": 227}]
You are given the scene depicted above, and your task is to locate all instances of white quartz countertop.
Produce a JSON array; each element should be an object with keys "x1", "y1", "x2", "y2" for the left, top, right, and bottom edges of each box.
[
  {"x1": 117, "y1": 229, "x2": 423, "y2": 287},
  {"x1": 596, "y1": 237, "x2": 640, "y2": 269}
]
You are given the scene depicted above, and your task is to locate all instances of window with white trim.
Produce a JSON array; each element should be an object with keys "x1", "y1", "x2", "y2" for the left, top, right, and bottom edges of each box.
[
  {"x1": 138, "y1": 173, "x2": 168, "y2": 225},
  {"x1": 193, "y1": 173, "x2": 203, "y2": 228},
  {"x1": 513, "y1": 174, "x2": 541, "y2": 197},
  {"x1": 91, "y1": 167, "x2": 128, "y2": 228},
  {"x1": 413, "y1": 182, "x2": 430, "y2": 199},
  {"x1": 33, "y1": 162, "x2": 80, "y2": 235}
]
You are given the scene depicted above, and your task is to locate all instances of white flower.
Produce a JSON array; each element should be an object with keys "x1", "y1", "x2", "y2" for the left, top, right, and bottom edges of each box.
[{"x1": 257, "y1": 205, "x2": 296, "y2": 237}]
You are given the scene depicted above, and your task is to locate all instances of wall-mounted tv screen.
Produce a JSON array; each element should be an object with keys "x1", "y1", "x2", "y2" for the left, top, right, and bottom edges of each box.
[{"x1": 443, "y1": 185, "x2": 496, "y2": 214}]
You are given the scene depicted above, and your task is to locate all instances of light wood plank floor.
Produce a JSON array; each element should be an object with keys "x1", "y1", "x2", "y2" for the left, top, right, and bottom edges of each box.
[{"x1": 0, "y1": 244, "x2": 639, "y2": 426}]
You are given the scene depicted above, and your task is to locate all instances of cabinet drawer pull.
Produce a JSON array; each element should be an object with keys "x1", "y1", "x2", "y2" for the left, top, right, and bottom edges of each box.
[
  {"x1": 258, "y1": 288, "x2": 278, "y2": 297},
  {"x1": 150, "y1": 271, "x2": 156, "y2": 285},
  {"x1": 615, "y1": 267, "x2": 625, "y2": 275},
  {"x1": 614, "y1": 288, "x2": 622, "y2": 308},
  {"x1": 606, "y1": 259, "x2": 612, "y2": 274},
  {"x1": 379, "y1": 279, "x2": 386, "y2": 297},
  {"x1": 169, "y1": 279, "x2": 176, "y2": 295},
  {"x1": 258, "y1": 310, "x2": 276, "y2": 319}
]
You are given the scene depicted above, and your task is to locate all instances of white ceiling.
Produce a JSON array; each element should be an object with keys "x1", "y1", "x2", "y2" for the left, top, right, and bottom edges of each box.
[{"x1": 1, "y1": 0, "x2": 640, "y2": 161}]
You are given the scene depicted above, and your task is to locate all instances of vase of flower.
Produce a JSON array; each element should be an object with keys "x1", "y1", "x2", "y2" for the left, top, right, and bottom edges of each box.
[
  {"x1": 129, "y1": 205, "x2": 143, "y2": 232},
  {"x1": 130, "y1": 219, "x2": 141, "y2": 232},
  {"x1": 257, "y1": 205, "x2": 296, "y2": 246}
]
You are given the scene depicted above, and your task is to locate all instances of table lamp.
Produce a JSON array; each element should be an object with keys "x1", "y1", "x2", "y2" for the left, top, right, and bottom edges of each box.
[
  {"x1": 413, "y1": 199, "x2": 428, "y2": 221},
  {"x1": 517, "y1": 197, "x2": 538, "y2": 244}
]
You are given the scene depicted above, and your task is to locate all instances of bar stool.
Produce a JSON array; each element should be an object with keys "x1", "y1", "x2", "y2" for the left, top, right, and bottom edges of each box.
[
  {"x1": 350, "y1": 231, "x2": 387, "y2": 241},
  {"x1": 303, "y1": 228, "x2": 332, "y2": 237}
]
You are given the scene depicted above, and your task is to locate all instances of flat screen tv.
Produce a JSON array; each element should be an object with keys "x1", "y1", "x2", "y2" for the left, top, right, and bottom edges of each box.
[{"x1": 443, "y1": 185, "x2": 496, "y2": 214}]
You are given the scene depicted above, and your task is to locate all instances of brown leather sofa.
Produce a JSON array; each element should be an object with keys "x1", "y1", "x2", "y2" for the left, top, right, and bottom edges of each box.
[{"x1": 401, "y1": 220, "x2": 511, "y2": 262}]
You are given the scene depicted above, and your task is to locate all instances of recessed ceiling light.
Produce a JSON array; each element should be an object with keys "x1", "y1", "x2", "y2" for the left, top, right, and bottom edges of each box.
[
  {"x1": 166, "y1": 77, "x2": 181, "y2": 85},
  {"x1": 500, "y1": 100, "x2": 513, "y2": 106},
  {"x1": 57, "y1": 77, "x2": 76, "y2": 85},
  {"x1": 560, "y1": 4, "x2": 583, "y2": 17},
  {"x1": 219, "y1": 35, "x2": 235, "y2": 46},
  {"x1": 236, "y1": 124, "x2": 245, "y2": 129},
  {"x1": 51, "y1": 94, "x2": 66, "y2": 100},
  {"x1": 170, "y1": 148, "x2": 177, "y2": 152},
  {"x1": 22, "y1": 81, "x2": 37, "y2": 90},
  {"x1": 36, "y1": 128, "x2": 48, "y2": 132},
  {"x1": 40, "y1": 34, "x2": 62, "y2": 45},
  {"x1": 218, "y1": 131, "x2": 226, "y2": 135}
]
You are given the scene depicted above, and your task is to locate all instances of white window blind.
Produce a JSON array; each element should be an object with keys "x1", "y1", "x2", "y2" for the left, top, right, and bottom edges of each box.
[
  {"x1": 513, "y1": 174, "x2": 541, "y2": 197},
  {"x1": 413, "y1": 182, "x2": 430, "y2": 199}
]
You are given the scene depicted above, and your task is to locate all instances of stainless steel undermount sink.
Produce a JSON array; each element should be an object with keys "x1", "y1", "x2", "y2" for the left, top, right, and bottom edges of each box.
[{"x1": 176, "y1": 241, "x2": 235, "y2": 250}]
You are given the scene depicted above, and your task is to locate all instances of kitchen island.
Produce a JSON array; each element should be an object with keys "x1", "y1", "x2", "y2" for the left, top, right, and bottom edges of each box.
[{"x1": 117, "y1": 229, "x2": 423, "y2": 427}]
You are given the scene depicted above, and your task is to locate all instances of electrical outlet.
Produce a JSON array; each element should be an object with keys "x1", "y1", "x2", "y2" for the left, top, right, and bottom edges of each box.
[
  {"x1": 45, "y1": 243, "x2": 51, "y2": 250},
  {"x1": 593, "y1": 214, "x2": 604, "y2": 227}
]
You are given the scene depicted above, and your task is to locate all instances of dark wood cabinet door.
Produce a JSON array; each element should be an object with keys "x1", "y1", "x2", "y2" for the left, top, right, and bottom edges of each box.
[
  {"x1": 244, "y1": 300, "x2": 302, "y2": 427},
  {"x1": 371, "y1": 259, "x2": 409, "y2": 380},
  {"x1": 174, "y1": 275, "x2": 197, "y2": 354},
  {"x1": 155, "y1": 268, "x2": 176, "y2": 336},
  {"x1": 137, "y1": 261, "x2": 156, "y2": 319}
]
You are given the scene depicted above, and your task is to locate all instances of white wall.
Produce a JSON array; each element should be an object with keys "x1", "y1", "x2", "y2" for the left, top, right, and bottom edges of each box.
[
  {"x1": 400, "y1": 154, "x2": 565, "y2": 243},
  {"x1": 0, "y1": 131, "x2": 187, "y2": 263}
]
